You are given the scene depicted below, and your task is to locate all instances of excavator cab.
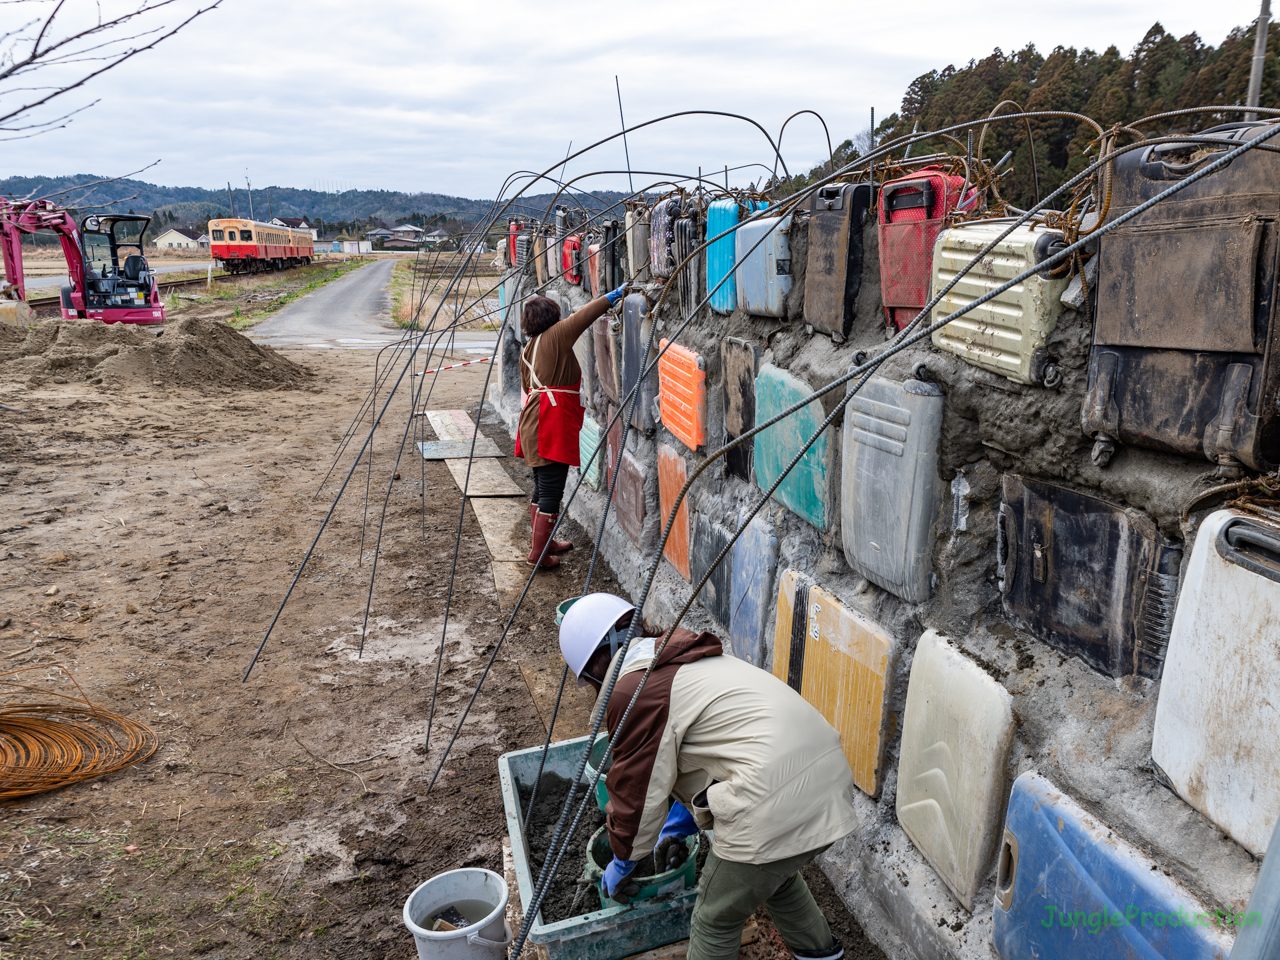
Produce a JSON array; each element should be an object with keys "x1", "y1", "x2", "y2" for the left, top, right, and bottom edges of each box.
[{"x1": 76, "y1": 215, "x2": 162, "y2": 318}]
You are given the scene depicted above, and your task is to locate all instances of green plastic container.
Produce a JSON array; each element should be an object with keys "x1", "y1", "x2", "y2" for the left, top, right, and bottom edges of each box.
[
  {"x1": 498, "y1": 737, "x2": 698, "y2": 960},
  {"x1": 583, "y1": 733, "x2": 611, "y2": 812},
  {"x1": 583, "y1": 826, "x2": 699, "y2": 902},
  {"x1": 555, "y1": 597, "x2": 579, "y2": 625}
]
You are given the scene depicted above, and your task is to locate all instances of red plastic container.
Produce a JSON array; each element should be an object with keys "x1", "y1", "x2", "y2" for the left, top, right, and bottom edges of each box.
[{"x1": 878, "y1": 168, "x2": 973, "y2": 331}]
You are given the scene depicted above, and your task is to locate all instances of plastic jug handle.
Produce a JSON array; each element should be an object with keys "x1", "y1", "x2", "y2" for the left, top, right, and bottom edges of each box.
[{"x1": 466, "y1": 921, "x2": 512, "y2": 949}]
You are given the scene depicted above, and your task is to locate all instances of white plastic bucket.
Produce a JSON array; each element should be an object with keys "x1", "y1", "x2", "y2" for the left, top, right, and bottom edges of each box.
[{"x1": 402, "y1": 868, "x2": 511, "y2": 960}]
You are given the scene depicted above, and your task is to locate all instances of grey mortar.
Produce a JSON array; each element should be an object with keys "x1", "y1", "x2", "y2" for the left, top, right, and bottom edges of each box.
[{"x1": 483, "y1": 209, "x2": 1261, "y2": 960}]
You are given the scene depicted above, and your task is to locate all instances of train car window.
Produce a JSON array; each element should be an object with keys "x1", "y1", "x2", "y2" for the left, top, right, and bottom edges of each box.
[
  {"x1": 240, "y1": 231, "x2": 253, "y2": 241},
  {"x1": 212, "y1": 230, "x2": 224, "y2": 241}
]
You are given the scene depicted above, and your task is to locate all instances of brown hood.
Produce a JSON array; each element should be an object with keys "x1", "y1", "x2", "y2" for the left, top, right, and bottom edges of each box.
[{"x1": 653, "y1": 627, "x2": 723, "y2": 669}]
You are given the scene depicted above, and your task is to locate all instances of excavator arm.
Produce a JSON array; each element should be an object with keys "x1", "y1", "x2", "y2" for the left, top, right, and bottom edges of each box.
[{"x1": 0, "y1": 199, "x2": 85, "y2": 311}]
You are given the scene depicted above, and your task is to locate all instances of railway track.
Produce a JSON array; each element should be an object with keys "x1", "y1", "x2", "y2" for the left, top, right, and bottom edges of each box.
[{"x1": 25, "y1": 272, "x2": 239, "y2": 310}]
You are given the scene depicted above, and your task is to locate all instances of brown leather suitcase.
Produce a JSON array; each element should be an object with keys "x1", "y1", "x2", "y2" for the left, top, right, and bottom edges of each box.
[
  {"x1": 804, "y1": 183, "x2": 875, "y2": 339},
  {"x1": 1083, "y1": 121, "x2": 1280, "y2": 474}
]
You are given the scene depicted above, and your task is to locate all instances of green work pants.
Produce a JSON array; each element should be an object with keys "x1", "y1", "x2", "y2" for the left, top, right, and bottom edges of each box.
[{"x1": 687, "y1": 845, "x2": 833, "y2": 960}]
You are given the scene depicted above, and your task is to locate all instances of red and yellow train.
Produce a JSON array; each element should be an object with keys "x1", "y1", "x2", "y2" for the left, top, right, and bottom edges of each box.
[{"x1": 208, "y1": 218, "x2": 313, "y2": 274}]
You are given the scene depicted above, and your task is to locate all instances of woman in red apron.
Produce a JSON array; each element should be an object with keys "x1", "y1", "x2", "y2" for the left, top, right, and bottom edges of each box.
[{"x1": 516, "y1": 285, "x2": 627, "y2": 568}]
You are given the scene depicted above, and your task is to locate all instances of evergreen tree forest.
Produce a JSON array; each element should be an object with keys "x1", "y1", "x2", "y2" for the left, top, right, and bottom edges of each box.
[{"x1": 788, "y1": 20, "x2": 1280, "y2": 209}]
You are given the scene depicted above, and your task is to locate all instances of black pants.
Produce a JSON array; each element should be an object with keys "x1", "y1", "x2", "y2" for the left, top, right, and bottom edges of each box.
[{"x1": 531, "y1": 461, "x2": 570, "y2": 515}]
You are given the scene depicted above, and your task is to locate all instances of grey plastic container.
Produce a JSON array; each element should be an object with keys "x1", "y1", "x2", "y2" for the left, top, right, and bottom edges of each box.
[{"x1": 840, "y1": 374, "x2": 944, "y2": 603}]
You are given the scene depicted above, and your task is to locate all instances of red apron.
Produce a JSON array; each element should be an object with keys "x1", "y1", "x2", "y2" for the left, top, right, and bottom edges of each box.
[{"x1": 514, "y1": 334, "x2": 584, "y2": 466}]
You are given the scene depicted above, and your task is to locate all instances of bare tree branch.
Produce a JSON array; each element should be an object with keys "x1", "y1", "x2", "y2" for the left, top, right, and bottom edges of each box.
[{"x1": 0, "y1": 0, "x2": 222, "y2": 131}]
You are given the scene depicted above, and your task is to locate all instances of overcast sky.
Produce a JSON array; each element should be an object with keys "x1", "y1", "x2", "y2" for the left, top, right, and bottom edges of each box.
[{"x1": 2, "y1": 0, "x2": 1262, "y2": 200}]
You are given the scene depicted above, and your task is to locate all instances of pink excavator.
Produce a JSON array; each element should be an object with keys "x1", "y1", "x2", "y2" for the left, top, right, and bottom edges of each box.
[{"x1": 0, "y1": 198, "x2": 165, "y2": 324}]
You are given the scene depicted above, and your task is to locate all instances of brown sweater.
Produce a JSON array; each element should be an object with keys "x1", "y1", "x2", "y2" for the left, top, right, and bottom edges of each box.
[{"x1": 518, "y1": 296, "x2": 611, "y2": 466}]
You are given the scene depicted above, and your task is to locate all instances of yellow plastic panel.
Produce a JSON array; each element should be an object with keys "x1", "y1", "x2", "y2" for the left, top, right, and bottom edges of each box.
[{"x1": 772, "y1": 570, "x2": 898, "y2": 797}]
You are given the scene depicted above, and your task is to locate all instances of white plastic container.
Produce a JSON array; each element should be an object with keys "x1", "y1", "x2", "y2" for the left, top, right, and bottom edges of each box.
[
  {"x1": 735, "y1": 216, "x2": 792, "y2": 317},
  {"x1": 402, "y1": 868, "x2": 511, "y2": 960},
  {"x1": 1152, "y1": 509, "x2": 1280, "y2": 857},
  {"x1": 896, "y1": 630, "x2": 1013, "y2": 911},
  {"x1": 930, "y1": 220, "x2": 1070, "y2": 386}
]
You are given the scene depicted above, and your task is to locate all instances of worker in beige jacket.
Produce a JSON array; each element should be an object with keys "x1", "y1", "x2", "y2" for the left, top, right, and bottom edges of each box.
[{"x1": 559, "y1": 593, "x2": 858, "y2": 960}]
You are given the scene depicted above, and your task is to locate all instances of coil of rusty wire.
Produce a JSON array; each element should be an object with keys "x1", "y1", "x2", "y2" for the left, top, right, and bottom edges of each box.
[{"x1": 0, "y1": 664, "x2": 158, "y2": 799}]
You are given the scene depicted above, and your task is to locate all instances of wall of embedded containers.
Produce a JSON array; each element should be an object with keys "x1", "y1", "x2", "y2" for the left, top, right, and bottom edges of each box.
[{"x1": 492, "y1": 124, "x2": 1279, "y2": 960}]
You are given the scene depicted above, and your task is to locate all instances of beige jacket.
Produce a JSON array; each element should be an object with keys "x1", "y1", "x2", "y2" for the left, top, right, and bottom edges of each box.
[{"x1": 598, "y1": 628, "x2": 858, "y2": 865}]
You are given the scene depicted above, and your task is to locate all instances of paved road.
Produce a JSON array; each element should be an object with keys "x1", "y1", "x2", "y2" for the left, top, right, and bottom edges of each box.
[
  {"x1": 249, "y1": 257, "x2": 499, "y2": 353},
  {"x1": 251, "y1": 258, "x2": 404, "y2": 350}
]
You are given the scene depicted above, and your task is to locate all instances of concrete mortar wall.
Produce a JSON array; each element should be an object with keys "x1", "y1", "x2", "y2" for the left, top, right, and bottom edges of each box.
[{"x1": 485, "y1": 212, "x2": 1261, "y2": 960}]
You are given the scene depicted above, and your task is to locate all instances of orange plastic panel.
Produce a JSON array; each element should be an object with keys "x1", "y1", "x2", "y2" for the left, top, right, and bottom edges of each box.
[
  {"x1": 657, "y1": 339, "x2": 707, "y2": 451},
  {"x1": 657, "y1": 442, "x2": 691, "y2": 581}
]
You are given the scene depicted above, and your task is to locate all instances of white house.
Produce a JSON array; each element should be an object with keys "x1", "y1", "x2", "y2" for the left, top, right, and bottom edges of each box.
[
  {"x1": 391, "y1": 223, "x2": 425, "y2": 242},
  {"x1": 271, "y1": 217, "x2": 319, "y2": 240},
  {"x1": 424, "y1": 228, "x2": 451, "y2": 245},
  {"x1": 152, "y1": 227, "x2": 206, "y2": 250}
]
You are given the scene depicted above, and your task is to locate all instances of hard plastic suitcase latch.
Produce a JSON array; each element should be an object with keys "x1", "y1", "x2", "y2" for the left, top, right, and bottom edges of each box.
[{"x1": 883, "y1": 180, "x2": 935, "y2": 217}]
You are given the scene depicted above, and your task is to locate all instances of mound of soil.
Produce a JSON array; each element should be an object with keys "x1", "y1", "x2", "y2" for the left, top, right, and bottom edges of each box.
[{"x1": 0, "y1": 316, "x2": 311, "y2": 391}]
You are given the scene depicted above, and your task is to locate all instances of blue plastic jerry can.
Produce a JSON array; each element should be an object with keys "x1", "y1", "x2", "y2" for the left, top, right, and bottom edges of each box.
[
  {"x1": 706, "y1": 198, "x2": 768, "y2": 315},
  {"x1": 993, "y1": 772, "x2": 1234, "y2": 960},
  {"x1": 727, "y1": 514, "x2": 778, "y2": 667}
]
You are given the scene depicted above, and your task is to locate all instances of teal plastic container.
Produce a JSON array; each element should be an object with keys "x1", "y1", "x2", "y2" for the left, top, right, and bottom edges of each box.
[
  {"x1": 498, "y1": 737, "x2": 698, "y2": 960},
  {"x1": 555, "y1": 597, "x2": 578, "y2": 625},
  {"x1": 754, "y1": 363, "x2": 833, "y2": 529},
  {"x1": 583, "y1": 826, "x2": 699, "y2": 902},
  {"x1": 583, "y1": 733, "x2": 611, "y2": 812}
]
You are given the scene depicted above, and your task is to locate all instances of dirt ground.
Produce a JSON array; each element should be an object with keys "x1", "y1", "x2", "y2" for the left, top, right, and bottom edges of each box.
[{"x1": 0, "y1": 307, "x2": 881, "y2": 960}]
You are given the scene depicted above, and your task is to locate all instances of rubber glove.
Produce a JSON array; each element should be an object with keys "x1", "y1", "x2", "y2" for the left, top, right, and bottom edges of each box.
[
  {"x1": 602, "y1": 856, "x2": 640, "y2": 904},
  {"x1": 604, "y1": 284, "x2": 628, "y2": 307},
  {"x1": 653, "y1": 802, "x2": 697, "y2": 871}
]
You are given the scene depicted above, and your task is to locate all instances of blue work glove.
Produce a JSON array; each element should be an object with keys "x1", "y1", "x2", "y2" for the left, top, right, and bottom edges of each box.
[
  {"x1": 603, "y1": 856, "x2": 640, "y2": 904},
  {"x1": 604, "y1": 284, "x2": 628, "y2": 307},
  {"x1": 654, "y1": 802, "x2": 697, "y2": 871}
]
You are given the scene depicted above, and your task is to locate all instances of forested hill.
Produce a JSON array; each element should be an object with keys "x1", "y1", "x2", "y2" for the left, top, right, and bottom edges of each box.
[
  {"x1": 0, "y1": 175, "x2": 630, "y2": 232},
  {"x1": 791, "y1": 20, "x2": 1279, "y2": 208}
]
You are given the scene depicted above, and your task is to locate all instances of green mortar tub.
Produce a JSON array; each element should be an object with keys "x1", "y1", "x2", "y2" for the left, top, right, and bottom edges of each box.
[
  {"x1": 583, "y1": 733, "x2": 611, "y2": 813},
  {"x1": 583, "y1": 826, "x2": 699, "y2": 902},
  {"x1": 499, "y1": 737, "x2": 698, "y2": 960}
]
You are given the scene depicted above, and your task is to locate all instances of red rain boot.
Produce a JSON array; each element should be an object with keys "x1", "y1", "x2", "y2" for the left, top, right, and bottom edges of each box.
[
  {"x1": 527, "y1": 510, "x2": 562, "y2": 569},
  {"x1": 530, "y1": 503, "x2": 572, "y2": 554}
]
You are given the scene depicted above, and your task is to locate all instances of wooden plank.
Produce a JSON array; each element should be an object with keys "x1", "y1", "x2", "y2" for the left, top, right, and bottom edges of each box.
[
  {"x1": 518, "y1": 661, "x2": 595, "y2": 741},
  {"x1": 468, "y1": 498, "x2": 528, "y2": 562},
  {"x1": 490, "y1": 560, "x2": 530, "y2": 610},
  {"x1": 418, "y1": 439, "x2": 504, "y2": 460},
  {"x1": 444, "y1": 458, "x2": 523, "y2": 497},
  {"x1": 426, "y1": 409, "x2": 465, "y2": 442},
  {"x1": 620, "y1": 922, "x2": 759, "y2": 960}
]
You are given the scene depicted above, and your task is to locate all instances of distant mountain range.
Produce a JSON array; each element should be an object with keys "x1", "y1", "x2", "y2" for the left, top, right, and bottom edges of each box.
[{"x1": 0, "y1": 175, "x2": 631, "y2": 229}]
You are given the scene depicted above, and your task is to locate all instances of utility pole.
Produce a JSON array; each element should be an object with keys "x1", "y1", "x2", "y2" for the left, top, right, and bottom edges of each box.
[
  {"x1": 245, "y1": 173, "x2": 255, "y2": 221},
  {"x1": 1246, "y1": 0, "x2": 1272, "y2": 122},
  {"x1": 227, "y1": 182, "x2": 237, "y2": 217}
]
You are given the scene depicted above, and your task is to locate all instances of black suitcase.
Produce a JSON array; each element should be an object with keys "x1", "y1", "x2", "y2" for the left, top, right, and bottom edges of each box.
[
  {"x1": 997, "y1": 474, "x2": 1181, "y2": 679},
  {"x1": 721, "y1": 337, "x2": 760, "y2": 483},
  {"x1": 649, "y1": 197, "x2": 681, "y2": 279},
  {"x1": 1082, "y1": 121, "x2": 1280, "y2": 475},
  {"x1": 601, "y1": 219, "x2": 621, "y2": 291},
  {"x1": 804, "y1": 183, "x2": 875, "y2": 339},
  {"x1": 675, "y1": 215, "x2": 700, "y2": 319}
]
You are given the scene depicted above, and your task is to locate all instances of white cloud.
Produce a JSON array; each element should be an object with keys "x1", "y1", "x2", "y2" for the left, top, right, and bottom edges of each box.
[{"x1": 0, "y1": 0, "x2": 1259, "y2": 199}]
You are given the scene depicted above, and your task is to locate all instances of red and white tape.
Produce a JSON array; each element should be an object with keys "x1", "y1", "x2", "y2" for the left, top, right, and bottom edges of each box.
[{"x1": 412, "y1": 356, "x2": 494, "y2": 377}]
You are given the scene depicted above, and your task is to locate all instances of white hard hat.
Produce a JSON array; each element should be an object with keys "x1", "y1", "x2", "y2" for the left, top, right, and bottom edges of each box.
[{"x1": 559, "y1": 593, "x2": 636, "y2": 686}]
